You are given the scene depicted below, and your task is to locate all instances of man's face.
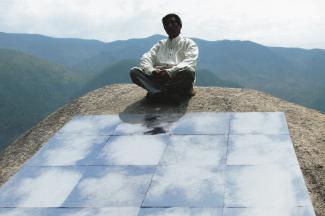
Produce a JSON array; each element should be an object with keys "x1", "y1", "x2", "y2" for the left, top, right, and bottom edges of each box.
[{"x1": 163, "y1": 16, "x2": 181, "y2": 39}]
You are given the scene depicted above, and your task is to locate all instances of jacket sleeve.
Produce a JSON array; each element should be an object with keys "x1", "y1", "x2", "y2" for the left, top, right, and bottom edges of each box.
[
  {"x1": 166, "y1": 39, "x2": 199, "y2": 77},
  {"x1": 140, "y1": 42, "x2": 160, "y2": 75}
]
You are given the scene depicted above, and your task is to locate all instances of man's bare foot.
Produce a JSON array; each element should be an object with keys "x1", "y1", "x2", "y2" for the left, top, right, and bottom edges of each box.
[
  {"x1": 188, "y1": 87, "x2": 196, "y2": 97},
  {"x1": 180, "y1": 87, "x2": 196, "y2": 98}
]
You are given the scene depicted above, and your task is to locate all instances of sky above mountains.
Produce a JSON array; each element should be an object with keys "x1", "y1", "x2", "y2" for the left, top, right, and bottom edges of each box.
[{"x1": 0, "y1": 0, "x2": 324, "y2": 49}]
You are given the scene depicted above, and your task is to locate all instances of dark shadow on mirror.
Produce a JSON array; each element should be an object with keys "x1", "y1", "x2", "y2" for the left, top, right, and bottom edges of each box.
[{"x1": 119, "y1": 97, "x2": 191, "y2": 135}]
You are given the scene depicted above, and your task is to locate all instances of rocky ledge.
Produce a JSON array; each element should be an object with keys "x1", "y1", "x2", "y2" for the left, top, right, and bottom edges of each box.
[{"x1": 0, "y1": 84, "x2": 324, "y2": 215}]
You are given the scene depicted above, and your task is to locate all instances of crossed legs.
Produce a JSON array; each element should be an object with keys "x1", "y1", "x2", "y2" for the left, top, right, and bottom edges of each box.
[{"x1": 129, "y1": 67, "x2": 195, "y2": 97}]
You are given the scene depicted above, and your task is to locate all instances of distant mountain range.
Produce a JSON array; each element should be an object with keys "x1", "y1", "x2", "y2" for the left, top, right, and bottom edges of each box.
[
  {"x1": 0, "y1": 48, "x2": 81, "y2": 149},
  {"x1": 0, "y1": 32, "x2": 324, "y2": 150},
  {"x1": 83, "y1": 59, "x2": 242, "y2": 93}
]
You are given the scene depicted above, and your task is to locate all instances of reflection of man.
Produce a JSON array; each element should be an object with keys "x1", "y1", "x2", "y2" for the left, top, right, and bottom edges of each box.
[
  {"x1": 130, "y1": 13, "x2": 199, "y2": 104},
  {"x1": 118, "y1": 113, "x2": 185, "y2": 135}
]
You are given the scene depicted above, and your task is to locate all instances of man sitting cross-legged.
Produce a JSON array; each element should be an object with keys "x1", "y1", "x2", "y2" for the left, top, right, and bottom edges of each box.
[{"x1": 130, "y1": 13, "x2": 199, "y2": 104}]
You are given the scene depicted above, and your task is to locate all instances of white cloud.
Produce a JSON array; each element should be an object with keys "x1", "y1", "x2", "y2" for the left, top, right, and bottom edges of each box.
[{"x1": 0, "y1": 0, "x2": 324, "y2": 48}]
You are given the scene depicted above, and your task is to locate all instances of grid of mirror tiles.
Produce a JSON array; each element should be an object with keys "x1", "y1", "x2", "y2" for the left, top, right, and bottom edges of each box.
[{"x1": 0, "y1": 112, "x2": 316, "y2": 216}]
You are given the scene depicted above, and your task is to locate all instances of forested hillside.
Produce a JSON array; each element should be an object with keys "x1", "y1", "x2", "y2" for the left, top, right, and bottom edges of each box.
[{"x1": 0, "y1": 49, "x2": 81, "y2": 149}]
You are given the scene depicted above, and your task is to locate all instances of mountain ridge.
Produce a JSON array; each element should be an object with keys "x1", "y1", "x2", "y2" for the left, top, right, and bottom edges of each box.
[
  {"x1": 1, "y1": 32, "x2": 325, "y2": 149},
  {"x1": 0, "y1": 48, "x2": 81, "y2": 150}
]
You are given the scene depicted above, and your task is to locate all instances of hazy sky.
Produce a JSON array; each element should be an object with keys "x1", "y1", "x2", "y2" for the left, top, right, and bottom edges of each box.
[{"x1": 1, "y1": 0, "x2": 324, "y2": 49}]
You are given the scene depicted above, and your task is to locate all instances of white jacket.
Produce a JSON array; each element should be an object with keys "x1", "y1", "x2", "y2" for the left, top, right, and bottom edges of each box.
[{"x1": 140, "y1": 35, "x2": 199, "y2": 77}]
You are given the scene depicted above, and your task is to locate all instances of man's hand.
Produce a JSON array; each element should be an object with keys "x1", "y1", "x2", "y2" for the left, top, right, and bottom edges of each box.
[{"x1": 152, "y1": 69, "x2": 170, "y2": 79}]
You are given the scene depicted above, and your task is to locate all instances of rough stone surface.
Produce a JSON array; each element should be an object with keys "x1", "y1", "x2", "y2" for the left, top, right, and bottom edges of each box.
[{"x1": 0, "y1": 84, "x2": 324, "y2": 215}]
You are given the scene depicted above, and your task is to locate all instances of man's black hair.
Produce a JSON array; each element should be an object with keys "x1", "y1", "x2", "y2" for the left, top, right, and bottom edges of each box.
[{"x1": 162, "y1": 13, "x2": 182, "y2": 27}]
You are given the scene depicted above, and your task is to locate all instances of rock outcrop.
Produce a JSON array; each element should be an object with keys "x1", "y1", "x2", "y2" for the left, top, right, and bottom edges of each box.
[{"x1": 0, "y1": 84, "x2": 324, "y2": 215}]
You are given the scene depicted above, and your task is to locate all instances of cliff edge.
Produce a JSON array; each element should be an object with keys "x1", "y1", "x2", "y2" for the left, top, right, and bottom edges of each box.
[{"x1": 0, "y1": 84, "x2": 324, "y2": 215}]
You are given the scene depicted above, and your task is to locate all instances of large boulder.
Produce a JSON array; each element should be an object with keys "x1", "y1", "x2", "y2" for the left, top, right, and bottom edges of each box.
[{"x1": 0, "y1": 84, "x2": 324, "y2": 215}]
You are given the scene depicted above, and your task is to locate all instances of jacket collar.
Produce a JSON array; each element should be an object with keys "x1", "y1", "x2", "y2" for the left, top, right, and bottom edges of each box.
[{"x1": 168, "y1": 35, "x2": 181, "y2": 43}]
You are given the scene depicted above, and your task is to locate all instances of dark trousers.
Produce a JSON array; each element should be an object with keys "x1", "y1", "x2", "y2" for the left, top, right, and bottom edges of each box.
[{"x1": 130, "y1": 67, "x2": 195, "y2": 95}]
